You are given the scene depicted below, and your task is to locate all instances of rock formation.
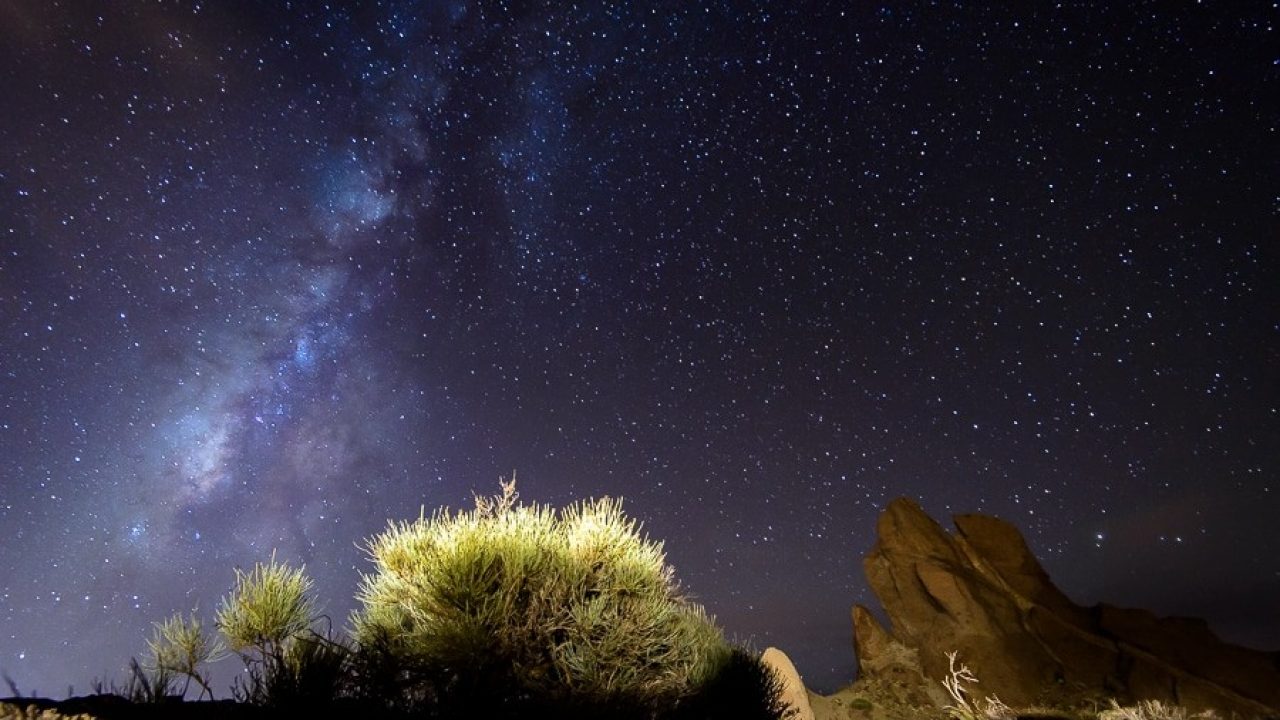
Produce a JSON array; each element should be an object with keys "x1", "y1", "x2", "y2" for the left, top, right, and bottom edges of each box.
[
  {"x1": 761, "y1": 647, "x2": 816, "y2": 720},
  {"x1": 850, "y1": 498, "x2": 1280, "y2": 717}
]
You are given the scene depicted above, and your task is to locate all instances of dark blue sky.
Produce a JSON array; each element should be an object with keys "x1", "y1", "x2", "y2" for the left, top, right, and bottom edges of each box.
[{"x1": 1, "y1": 1, "x2": 1276, "y2": 696}]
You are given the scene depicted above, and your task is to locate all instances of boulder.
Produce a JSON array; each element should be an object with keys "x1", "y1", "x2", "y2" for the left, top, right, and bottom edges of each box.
[
  {"x1": 850, "y1": 498, "x2": 1280, "y2": 717},
  {"x1": 761, "y1": 647, "x2": 816, "y2": 720}
]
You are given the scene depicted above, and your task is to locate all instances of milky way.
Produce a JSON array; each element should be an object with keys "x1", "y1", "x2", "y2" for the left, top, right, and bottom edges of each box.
[{"x1": 1, "y1": 1, "x2": 1276, "y2": 696}]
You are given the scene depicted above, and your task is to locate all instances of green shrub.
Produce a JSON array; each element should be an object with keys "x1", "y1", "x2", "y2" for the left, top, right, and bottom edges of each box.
[
  {"x1": 216, "y1": 553, "x2": 317, "y2": 654},
  {"x1": 128, "y1": 480, "x2": 789, "y2": 717},
  {"x1": 215, "y1": 553, "x2": 339, "y2": 706},
  {"x1": 144, "y1": 611, "x2": 224, "y2": 699},
  {"x1": 246, "y1": 631, "x2": 351, "y2": 709},
  {"x1": 350, "y1": 479, "x2": 734, "y2": 713}
]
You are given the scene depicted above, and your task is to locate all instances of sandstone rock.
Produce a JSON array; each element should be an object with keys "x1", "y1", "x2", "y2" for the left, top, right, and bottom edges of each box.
[
  {"x1": 953, "y1": 512, "x2": 1088, "y2": 627},
  {"x1": 850, "y1": 498, "x2": 1280, "y2": 718},
  {"x1": 861, "y1": 499, "x2": 1062, "y2": 705},
  {"x1": 761, "y1": 647, "x2": 816, "y2": 720},
  {"x1": 1097, "y1": 606, "x2": 1280, "y2": 709},
  {"x1": 851, "y1": 605, "x2": 900, "y2": 676}
]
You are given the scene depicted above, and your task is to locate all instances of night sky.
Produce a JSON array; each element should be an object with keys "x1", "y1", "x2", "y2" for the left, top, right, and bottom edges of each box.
[{"x1": 1, "y1": 1, "x2": 1277, "y2": 698}]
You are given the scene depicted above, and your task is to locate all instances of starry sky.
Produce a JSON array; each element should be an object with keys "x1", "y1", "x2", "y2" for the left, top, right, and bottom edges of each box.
[{"x1": 1, "y1": 0, "x2": 1277, "y2": 698}]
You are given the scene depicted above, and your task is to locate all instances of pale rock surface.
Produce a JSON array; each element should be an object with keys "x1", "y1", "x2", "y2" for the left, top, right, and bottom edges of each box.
[{"x1": 761, "y1": 647, "x2": 816, "y2": 720}]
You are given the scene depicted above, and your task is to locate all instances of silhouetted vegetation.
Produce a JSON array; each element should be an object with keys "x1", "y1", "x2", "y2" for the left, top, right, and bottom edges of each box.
[
  {"x1": 144, "y1": 611, "x2": 223, "y2": 700},
  {"x1": 95, "y1": 480, "x2": 792, "y2": 719},
  {"x1": 211, "y1": 552, "x2": 353, "y2": 707}
]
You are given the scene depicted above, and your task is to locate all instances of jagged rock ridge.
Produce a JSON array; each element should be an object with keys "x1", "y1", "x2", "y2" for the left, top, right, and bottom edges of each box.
[{"x1": 850, "y1": 498, "x2": 1280, "y2": 717}]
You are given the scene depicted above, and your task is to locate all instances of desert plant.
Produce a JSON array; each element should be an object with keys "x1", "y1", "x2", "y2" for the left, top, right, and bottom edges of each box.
[
  {"x1": 941, "y1": 651, "x2": 1015, "y2": 720},
  {"x1": 216, "y1": 552, "x2": 317, "y2": 654},
  {"x1": 120, "y1": 657, "x2": 178, "y2": 704},
  {"x1": 350, "y1": 478, "x2": 743, "y2": 714},
  {"x1": 2, "y1": 671, "x2": 21, "y2": 698},
  {"x1": 215, "y1": 552, "x2": 330, "y2": 706},
  {"x1": 235, "y1": 629, "x2": 351, "y2": 709},
  {"x1": 144, "y1": 611, "x2": 224, "y2": 699},
  {"x1": 1098, "y1": 699, "x2": 1221, "y2": 720}
]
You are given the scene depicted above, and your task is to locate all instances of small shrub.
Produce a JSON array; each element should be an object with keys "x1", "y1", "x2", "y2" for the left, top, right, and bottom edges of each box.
[
  {"x1": 351, "y1": 478, "x2": 739, "y2": 714},
  {"x1": 145, "y1": 611, "x2": 224, "y2": 699},
  {"x1": 216, "y1": 553, "x2": 317, "y2": 654},
  {"x1": 120, "y1": 657, "x2": 177, "y2": 704},
  {"x1": 1099, "y1": 699, "x2": 1221, "y2": 720},
  {"x1": 941, "y1": 651, "x2": 1014, "y2": 720},
  {"x1": 243, "y1": 631, "x2": 351, "y2": 709},
  {"x1": 215, "y1": 553, "x2": 330, "y2": 706}
]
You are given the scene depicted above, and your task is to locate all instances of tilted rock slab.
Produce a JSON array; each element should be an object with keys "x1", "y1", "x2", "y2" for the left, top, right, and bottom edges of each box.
[{"x1": 853, "y1": 498, "x2": 1280, "y2": 717}]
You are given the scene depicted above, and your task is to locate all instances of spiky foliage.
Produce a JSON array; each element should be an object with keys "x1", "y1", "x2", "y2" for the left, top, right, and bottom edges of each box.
[
  {"x1": 145, "y1": 611, "x2": 224, "y2": 699},
  {"x1": 351, "y1": 479, "x2": 734, "y2": 713},
  {"x1": 216, "y1": 553, "x2": 317, "y2": 654},
  {"x1": 121, "y1": 657, "x2": 178, "y2": 704},
  {"x1": 231, "y1": 631, "x2": 351, "y2": 709},
  {"x1": 215, "y1": 553, "x2": 334, "y2": 706},
  {"x1": 217, "y1": 548, "x2": 317, "y2": 650},
  {"x1": 1099, "y1": 700, "x2": 1221, "y2": 720}
]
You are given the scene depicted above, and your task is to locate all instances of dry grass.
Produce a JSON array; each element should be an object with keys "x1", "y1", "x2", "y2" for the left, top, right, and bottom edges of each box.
[
  {"x1": 1098, "y1": 699, "x2": 1221, "y2": 720},
  {"x1": 932, "y1": 653, "x2": 1237, "y2": 720},
  {"x1": 940, "y1": 650, "x2": 1015, "y2": 720}
]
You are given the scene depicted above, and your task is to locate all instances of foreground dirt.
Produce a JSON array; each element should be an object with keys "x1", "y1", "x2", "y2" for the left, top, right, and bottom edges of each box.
[{"x1": 0, "y1": 697, "x2": 271, "y2": 719}]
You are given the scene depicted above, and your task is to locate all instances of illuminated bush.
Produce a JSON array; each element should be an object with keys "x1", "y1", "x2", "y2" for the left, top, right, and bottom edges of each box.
[
  {"x1": 216, "y1": 553, "x2": 317, "y2": 654},
  {"x1": 144, "y1": 611, "x2": 224, "y2": 699},
  {"x1": 127, "y1": 480, "x2": 787, "y2": 717},
  {"x1": 350, "y1": 479, "x2": 733, "y2": 711},
  {"x1": 215, "y1": 553, "x2": 348, "y2": 707}
]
